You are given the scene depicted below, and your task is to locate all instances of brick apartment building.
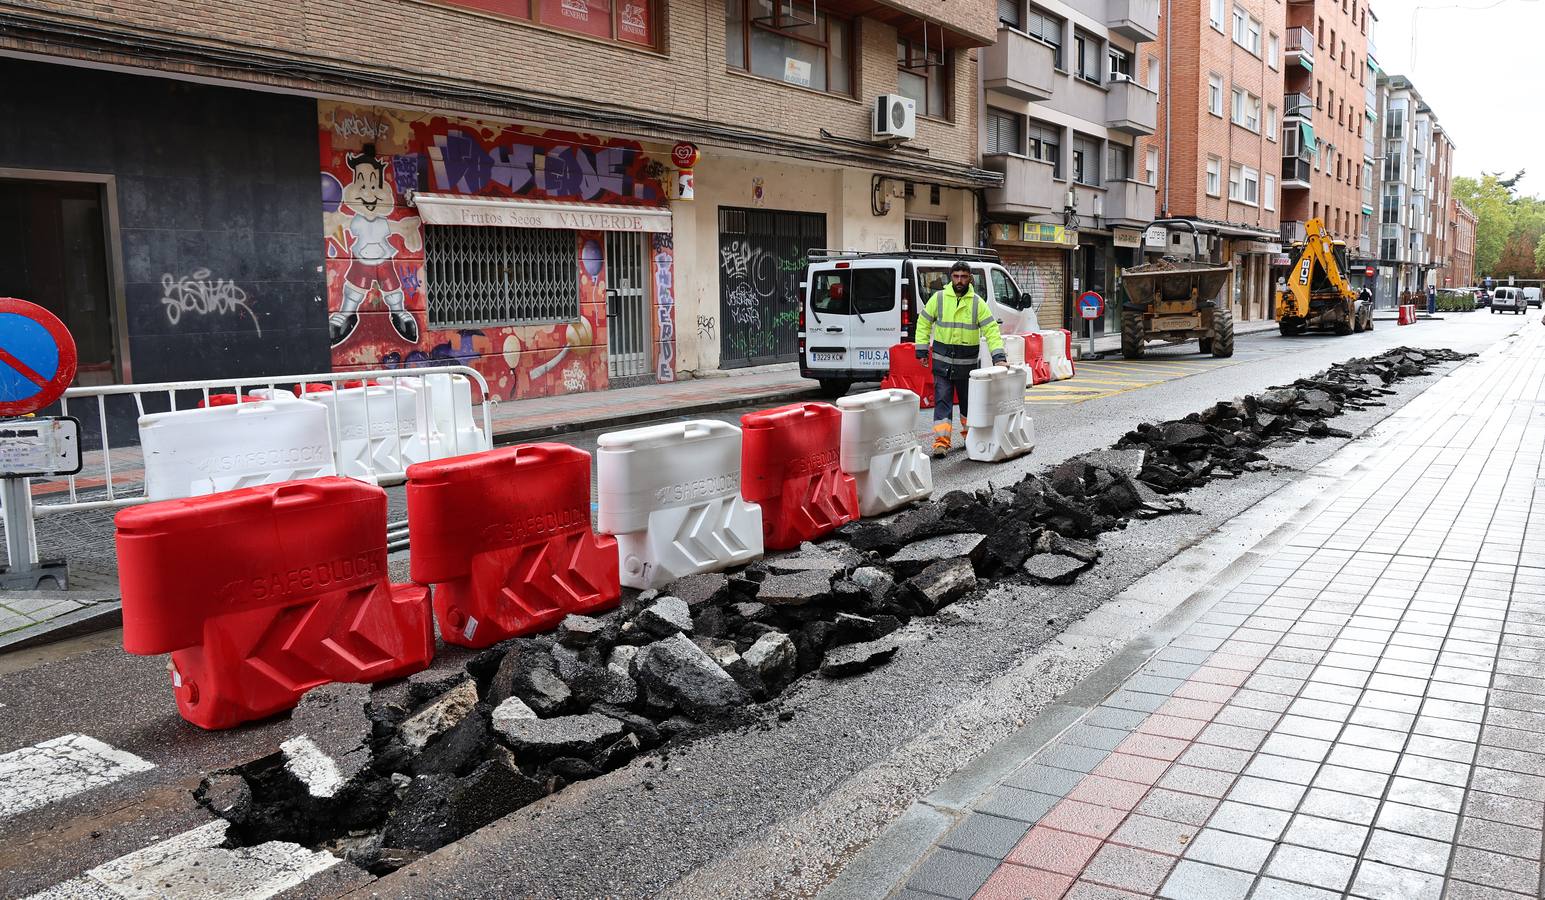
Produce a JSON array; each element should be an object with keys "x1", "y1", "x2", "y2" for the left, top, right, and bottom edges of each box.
[
  {"x1": 0, "y1": 0, "x2": 996, "y2": 401},
  {"x1": 1139, "y1": 0, "x2": 1283, "y2": 322},
  {"x1": 1426, "y1": 124, "x2": 1456, "y2": 290},
  {"x1": 981, "y1": 0, "x2": 1160, "y2": 333},
  {"x1": 1441, "y1": 198, "x2": 1476, "y2": 289},
  {"x1": 1280, "y1": 0, "x2": 1371, "y2": 267}
]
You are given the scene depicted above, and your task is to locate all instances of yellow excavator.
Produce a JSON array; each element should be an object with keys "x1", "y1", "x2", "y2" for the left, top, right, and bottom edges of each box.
[{"x1": 1276, "y1": 218, "x2": 1372, "y2": 336}]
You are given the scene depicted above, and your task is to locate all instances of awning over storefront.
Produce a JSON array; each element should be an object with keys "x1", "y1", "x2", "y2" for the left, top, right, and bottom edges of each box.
[
  {"x1": 1300, "y1": 121, "x2": 1318, "y2": 153},
  {"x1": 407, "y1": 192, "x2": 673, "y2": 233}
]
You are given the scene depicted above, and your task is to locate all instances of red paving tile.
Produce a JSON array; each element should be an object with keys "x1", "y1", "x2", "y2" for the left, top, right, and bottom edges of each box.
[
  {"x1": 1092, "y1": 753, "x2": 1172, "y2": 786},
  {"x1": 1006, "y1": 826, "x2": 1103, "y2": 875},
  {"x1": 1039, "y1": 799, "x2": 1132, "y2": 838},
  {"x1": 1114, "y1": 732, "x2": 1191, "y2": 762},
  {"x1": 1171, "y1": 681, "x2": 1237, "y2": 703},
  {"x1": 1137, "y1": 714, "x2": 1206, "y2": 740},
  {"x1": 1154, "y1": 697, "x2": 1225, "y2": 721},
  {"x1": 974, "y1": 862, "x2": 1075, "y2": 900},
  {"x1": 1067, "y1": 775, "x2": 1150, "y2": 810}
]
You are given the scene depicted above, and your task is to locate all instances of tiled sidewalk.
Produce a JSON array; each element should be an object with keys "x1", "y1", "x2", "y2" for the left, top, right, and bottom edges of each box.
[{"x1": 892, "y1": 329, "x2": 1545, "y2": 899}]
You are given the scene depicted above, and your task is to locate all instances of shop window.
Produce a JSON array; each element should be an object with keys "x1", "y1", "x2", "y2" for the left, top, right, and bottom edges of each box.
[
  {"x1": 439, "y1": 0, "x2": 657, "y2": 47},
  {"x1": 897, "y1": 39, "x2": 950, "y2": 118},
  {"x1": 726, "y1": 0, "x2": 853, "y2": 95},
  {"x1": 986, "y1": 108, "x2": 1024, "y2": 155},
  {"x1": 425, "y1": 225, "x2": 580, "y2": 327},
  {"x1": 906, "y1": 218, "x2": 949, "y2": 249}
]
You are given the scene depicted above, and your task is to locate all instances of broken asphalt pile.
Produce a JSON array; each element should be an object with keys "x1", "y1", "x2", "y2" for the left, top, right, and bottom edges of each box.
[{"x1": 197, "y1": 346, "x2": 1471, "y2": 872}]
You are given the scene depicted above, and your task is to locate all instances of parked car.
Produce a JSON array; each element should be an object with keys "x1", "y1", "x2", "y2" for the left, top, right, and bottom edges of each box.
[
  {"x1": 1491, "y1": 286, "x2": 1528, "y2": 314},
  {"x1": 1476, "y1": 287, "x2": 1492, "y2": 308},
  {"x1": 798, "y1": 246, "x2": 1039, "y2": 396},
  {"x1": 1525, "y1": 287, "x2": 1542, "y2": 308}
]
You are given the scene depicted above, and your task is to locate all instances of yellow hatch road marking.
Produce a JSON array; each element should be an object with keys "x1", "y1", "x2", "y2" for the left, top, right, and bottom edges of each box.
[{"x1": 1024, "y1": 357, "x2": 1239, "y2": 405}]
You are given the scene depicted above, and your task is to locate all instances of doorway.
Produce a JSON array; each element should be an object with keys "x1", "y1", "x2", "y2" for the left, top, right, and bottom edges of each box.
[
  {"x1": 0, "y1": 177, "x2": 120, "y2": 385},
  {"x1": 604, "y1": 231, "x2": 652, "y2": 386},
  {"x1": 716, "y1": 207, "x2": 826, "y2": 368}
]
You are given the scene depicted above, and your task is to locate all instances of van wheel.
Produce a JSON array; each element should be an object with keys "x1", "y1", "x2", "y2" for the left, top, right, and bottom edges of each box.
[{"x1": 816, "y1": 378, "x2": 851, "y2": 398}]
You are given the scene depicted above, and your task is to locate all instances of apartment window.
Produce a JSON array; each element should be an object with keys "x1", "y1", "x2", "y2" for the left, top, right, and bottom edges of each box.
[
  {"x1": 426, "y1": 225, "x2": 580, "y2": 327},
  {"x1": 1028, "y1": 118, "x2": 1062, "y2": 176},
  {"x1": 1268, "y1": 32, "x2": 1280, "y2": 68},
  {"x1": 1108, "y1": 143, "x2": 1133, "y2": 181},
  {"x1": 1329, "y1": 28, "x2": 1336, "y2": 58},
  {"x1": 1228, "y1": 164, "x2": 1244, "y2": 201},
  {"x1": 1317, "y1": 17, "x2": 1325, "y2": 46},
  {"x1": 1206, "y1": 156, "x2": 1222, "y2": 196},
  {"x1": 1109, "y1": 47, "x2": 1133, "y2": 81},
  {"x1": 1208, "y1": 74, "x2": 1224, "y2": 116},
  {"x1": 1148, "y1": 57, "x2": 1160, "y2": 89},
  {"x1": 441, "y1": 0, "x2": 659, "y2": 46},
  {"x1": 1232, "y1": 8, "x2": 1261, "y2": 54},
  {"x1": 726, "y1": 0, "x2": 853, "y2": 95},
  {"x1": 1210, "y1": 0, "x2": 1225, "y2": 30},
  {"x1": 1265, "y1": 173, "x2": 1277, "y2": 211},
  {"x1": 1072, "y1": 135, "x2": 1101, "y2": 185},
  {"x1": 897, "y1": 40, "x2": 950, "y2": 118},
  {"x1": 1244, "y1": 166, "x2": 1259, "y2": 205},
  {"x1": 1266, "y1": 104, "x2": 1277, "y2": 140},
  {"x1": 1316, "y1": 79, "x2": 1323, "y2": 109},
  {"x1": 1145, "y1": 148, "x2": 1159, "y2": 185},
  {"x1": 998, "y1": 0, "x2": 1020, "y2": 28},
  {"x1": 985, "y1": 108, "x2": 1024, "y2": 155},
  {"x1": 1231, "y1": 89, "x2": 1261, "y2": 132},
  {"x1": 1023, "y1": 6, "x2": 1065, "y2": 68},
  {"x1": 1074, "y1": 31, "x2": 1101, "y2": 82}
]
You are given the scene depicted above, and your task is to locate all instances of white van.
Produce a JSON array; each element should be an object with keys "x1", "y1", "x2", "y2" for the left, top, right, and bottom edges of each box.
[
  {"x1": 797, "y1": 247, "x2": 1040, "y2": 396},
  {"x1": 1491, "y1": 286, "x2": 1528, "y2": 314},
  {"x1": 1524, "y1": 286, "x2": 1542, "y2": 308}
]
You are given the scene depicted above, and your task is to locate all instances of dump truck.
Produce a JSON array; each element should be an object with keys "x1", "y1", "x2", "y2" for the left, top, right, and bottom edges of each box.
[
  {"x1": 1276, "y1": 218, "x2": 1370, "y2": 335},
  {"x1": 1118, "y1": 219, "x2": 1235, "y2": 359}
]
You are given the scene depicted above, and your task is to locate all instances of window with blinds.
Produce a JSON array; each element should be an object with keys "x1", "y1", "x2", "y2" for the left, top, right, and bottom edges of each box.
[
  {"x1": 1023, "y1": 7, "x2": 1064, "y2": 67},
  {"x1": 1028, "y1": 119, "x2": 1061, "y2": 177},
  {"x1": 986, "y1": 108, "x2": 1024, "y2": 155},
  {"x1": 424, "y1": 225, "x2": 581, "y2": 328},
  {"x1": 998, "y1": 0, "x2": 1020, "y2": 28},
  {"x1": 1072, "y1": 135, "x2": 1101, "y2": 186},
  {"x1": 1107, "y1": 144, "x2": 1133, "y2": 182}
]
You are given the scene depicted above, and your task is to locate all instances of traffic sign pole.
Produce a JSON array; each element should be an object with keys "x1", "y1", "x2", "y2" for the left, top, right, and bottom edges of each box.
[{"x1": 1077, "y1": 291, "x2": 1105, "y2": 360}]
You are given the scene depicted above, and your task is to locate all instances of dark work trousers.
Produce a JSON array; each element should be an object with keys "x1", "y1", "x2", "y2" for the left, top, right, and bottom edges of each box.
[{"x1": 932, "y1": 370, "x2": 971, "y2": 424}]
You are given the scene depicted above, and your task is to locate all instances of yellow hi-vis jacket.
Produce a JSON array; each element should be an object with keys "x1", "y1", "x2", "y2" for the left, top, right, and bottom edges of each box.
[{"x1": 914, "y1": 286, "x2": 1005, "y2": 376}]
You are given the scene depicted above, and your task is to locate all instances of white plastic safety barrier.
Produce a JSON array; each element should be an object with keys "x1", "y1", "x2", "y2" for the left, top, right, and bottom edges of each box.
[
  {"x1": 1039, "y1": 330, "x2": 1075, "y2": 381},
  {"x1": 300, "y1": 382, "x2": 420, "y2": 480},
  {"x1": 139, "y1": 396, "x2": 337, "y2": 501},
  {"x1": 596, "y1": 420, "x2": 764, "y2": 590},
  {"x1": 395, "y1": 373, "x2": 487, "y2": 463},
  {"x1": 837, "y1": 389, "x2": 933, "y2": 517},
  {"x1": 979, "y1": 333, "x2": 1027, "y2": 369},
  {"x1": 966, "y1": 365, "x2": 1036, "y2": 463}
]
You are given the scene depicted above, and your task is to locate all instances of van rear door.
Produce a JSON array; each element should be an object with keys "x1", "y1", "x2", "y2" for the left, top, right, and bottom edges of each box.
[{"x1": 805, "y1": 261, "x2": 901, "y2": 377}]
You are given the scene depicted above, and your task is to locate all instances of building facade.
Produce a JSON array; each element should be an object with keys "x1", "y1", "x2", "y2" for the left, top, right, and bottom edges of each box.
[
  {"x1": 0, "y1": 0, "x2": 995, "y2": 400},
  {"x1": 1442, "y1": 198, "x2": 1477, "y2": 289},
  {"x1": 1142, "y1": 0, "x2": 1283, "y2": 322},
  {"x1": 980, "y1": 0, "x2": 1160, "y2": 333},
  {"x1": 1425, "y1": 124, "x2": 1456, "y2": 289}
]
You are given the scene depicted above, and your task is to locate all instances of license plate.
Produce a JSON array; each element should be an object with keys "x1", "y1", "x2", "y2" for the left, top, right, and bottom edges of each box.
[
  {"x1": 1153, "y1": 315, "x2": 1200, "y2": 331},
  {"x1": 811, "y1": 351, "x2": 844, "y2": 362}
]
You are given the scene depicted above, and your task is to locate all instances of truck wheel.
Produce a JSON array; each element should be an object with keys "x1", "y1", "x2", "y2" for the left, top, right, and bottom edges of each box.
[
  {"x1": 1353, "y1": 313, "x2": 1365, "y2": 333},
  {"x1": 1121, "y1": 308, "x2": 1145, "y2": 359},
  {"x1": 1211, "y1": 307, "x2": 1235, "y2": 358},
  {"x1": 816, "y1": 378, "x2": 851, "y2": 398},
  {"x1": 1198, "y1": 337, "x2": 1214, "y2": 354},
  {"x1": 1334, "y1": 317, "x2": 1354, "y2": 336}
]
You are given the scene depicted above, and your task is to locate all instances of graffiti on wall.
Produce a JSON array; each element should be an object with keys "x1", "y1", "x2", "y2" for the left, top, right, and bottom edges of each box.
[
  {"x1": 319, "y1": 102, "x2": 669, "y2": 402},
  {"x1": 716, "y1": 209, "x2": 824, "y2": 367},
  {"x1": 652, "y1": 233, "x2": 676, "y2": 383},
  {"x1": 160, "y1": 269, "x2": 260, "y2": 334}
]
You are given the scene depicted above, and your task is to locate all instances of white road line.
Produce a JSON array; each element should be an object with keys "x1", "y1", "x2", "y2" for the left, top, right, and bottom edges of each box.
[
  {"x1": 26, "y1": 819, "x2": 340, "y2": 900},
  {"x1": 0, "y1": 734, "x2": 156, "y2": 819}
]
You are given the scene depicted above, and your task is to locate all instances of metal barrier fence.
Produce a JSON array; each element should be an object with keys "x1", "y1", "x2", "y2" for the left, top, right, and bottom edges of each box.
[{"x1": 26, "y1": 365, "x2": 496, "y2": 555}]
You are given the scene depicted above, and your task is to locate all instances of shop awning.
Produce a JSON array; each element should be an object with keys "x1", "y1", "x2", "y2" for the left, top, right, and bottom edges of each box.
[
  {"x1": 407, "y1": 192, "x2": 673, "y2": 233},
  {"x1": 1300, "y1": 121, "x2": 1318, "y2": 153}
]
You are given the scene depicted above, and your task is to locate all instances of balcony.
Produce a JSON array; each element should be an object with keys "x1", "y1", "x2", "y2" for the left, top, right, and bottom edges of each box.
[
  {"x1": 982, "y1": 28, "x2": 1056, "y2": 101},
  {"x1": 1282, "y1": 156, "x2": 1311, "y2": 188},
  {"x1": 1285, "y1": 27, "x2": 1314, "y2": 70},
  {"x1": 1106, "y1": 78, "x2": 1157, "y2": 135},
  {"x1": 1102, "y1": 179, "x2": 1156, "y2": 225},
  {"x1": 1282, "y1": 220, "x2": 1308, "y2": 243},
  {"x1": 1107, "y1": 0, "x2": 1159, "y2": 43},
  {"x1": 983, "y1": 154, "x2": 1060, "y2": 217},
  {"x1": 1283, "y1": 92, "x2": 1312, "y2": 120}
]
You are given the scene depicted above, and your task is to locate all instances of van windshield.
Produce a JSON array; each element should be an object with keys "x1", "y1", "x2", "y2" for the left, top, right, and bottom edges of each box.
[{"x1": 916, "y1": 266, "x2": 987, "y2": 301}]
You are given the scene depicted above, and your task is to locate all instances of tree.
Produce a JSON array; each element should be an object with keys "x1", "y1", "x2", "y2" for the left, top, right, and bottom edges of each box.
[
  {"x1": 1535, "y1": 232, "x2": 1545, "y2": 274},
  {"x1": 1454, "y1": 174, "x2": 1515, "y2": 276}
]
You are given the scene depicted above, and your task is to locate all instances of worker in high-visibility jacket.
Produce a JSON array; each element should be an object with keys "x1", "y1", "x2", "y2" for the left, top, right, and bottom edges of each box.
[{"x1": 914, "y1": 261, "x2": 1006, "y2": 458}]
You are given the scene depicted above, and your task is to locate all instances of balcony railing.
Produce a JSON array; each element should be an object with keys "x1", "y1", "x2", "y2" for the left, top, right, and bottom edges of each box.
[
  {"x1": 1106, "y1": 79, "x2": 1158, "y2": 135},
  {"x1": 1282, "y1": 156, "x2": 1311, "y2": 187},
  {"x1": 982, "y1": 27, "x2": 1056, "y2": 102},
  {"x1": 1107, "y1": 0, "x2": 1159, "y2": 43},
  {"x1": 983, "y1": 154, "x2": 1060, "y2": 217},
  {"x1": 1282, "y1": 220, "x2": 1308, "y2": 243},
  {"x1": 1283, "y1": 92, "x2": 1312, "y2": 119},
  {"x1": 1285, "y1": 27, "x2": 1314, "y2": 62}
]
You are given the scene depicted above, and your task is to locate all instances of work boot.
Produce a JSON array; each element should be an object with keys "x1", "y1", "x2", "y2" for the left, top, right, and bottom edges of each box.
[{"x1": 931, "y1": 422, "x2": 953, "y2": 459}]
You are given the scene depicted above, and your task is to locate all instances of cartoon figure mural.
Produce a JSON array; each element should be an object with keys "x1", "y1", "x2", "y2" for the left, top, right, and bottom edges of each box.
[
  {"x1": 326, "y1": 145, "x2": 422, "y2": 346},
  {"x1": 319, "y1": 102, "x2": 675, "y2": 402}
]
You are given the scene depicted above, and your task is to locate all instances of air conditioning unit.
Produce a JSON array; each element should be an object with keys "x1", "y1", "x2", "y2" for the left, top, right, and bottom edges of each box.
[
  {"x1": 1112, "y1": 72, "x2": 1132, "y2": 82},
  {"x1": 873, "y1": 94, "x2": 917, "y2": 142}
]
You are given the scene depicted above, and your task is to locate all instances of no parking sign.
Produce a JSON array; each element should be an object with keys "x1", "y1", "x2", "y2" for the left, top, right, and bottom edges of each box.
[
  {"x1": 0, "y1": 297, "x2": 77, "y2": 417},
  {"x1": 1078, "y1": 291, "x2": 1105, "y2": 320}
]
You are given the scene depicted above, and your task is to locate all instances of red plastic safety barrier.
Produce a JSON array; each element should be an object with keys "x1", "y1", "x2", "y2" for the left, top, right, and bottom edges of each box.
[
  {"x1": 1060, "y1": 329, "x2": 1078, "y2": 375},
  {"x1": 116, "y1": 478, "x2": 432, "y2": 730},
  {"x1": 196, "y1": 393, "x2": 262, "y2": 408},
  {"x1": 1398, "y1": 304, "x2": 1415, "y2": 325},
  {"x1": 741, "y1": 402, "x2": 859, "y2": 551},
  {"x1": 880, "y1": 342, "x2": 936, "y2": 409},
  {"x1": 1022, "y1": 334, "x2": 1053, "y2": 385},
  {"x1": 407, "y1": 444, "x2": 620, "y2": 648}
]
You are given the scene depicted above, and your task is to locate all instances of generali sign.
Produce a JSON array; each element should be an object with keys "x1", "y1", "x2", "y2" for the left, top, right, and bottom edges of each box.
[{"x1": 410, "y1": 193, "x2": 672, "y2": 233}]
